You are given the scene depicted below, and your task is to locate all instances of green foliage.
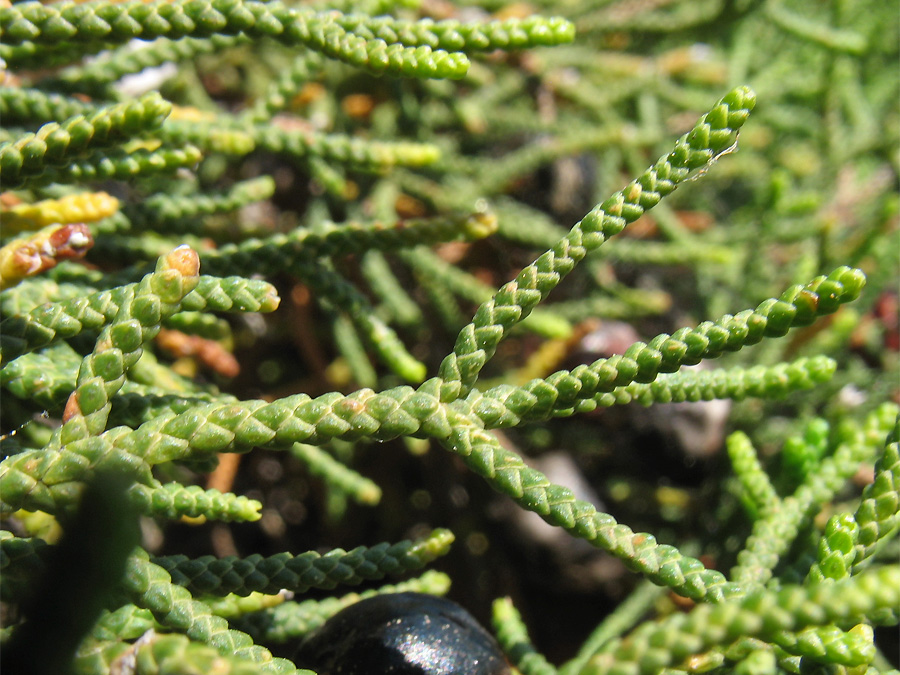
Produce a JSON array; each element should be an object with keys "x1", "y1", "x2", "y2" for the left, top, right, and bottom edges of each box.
[
  {"x1": 0, "y1": 93, "x2": 173, "y2": 188},
  {"x1": 1, "y1": 0, "x2": 897, "y2": 673},
  {"x1": 153, "y1": 528, "x2": 453, "y2": 596}
]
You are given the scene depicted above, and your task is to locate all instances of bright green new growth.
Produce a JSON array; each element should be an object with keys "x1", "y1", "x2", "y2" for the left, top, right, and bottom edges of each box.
[
  {"x1": 1, "y1": 0, "x2": 898, "y2": 673},
  {"x1": 130, "y1": 482, "x2": 263, "y2": 522}
]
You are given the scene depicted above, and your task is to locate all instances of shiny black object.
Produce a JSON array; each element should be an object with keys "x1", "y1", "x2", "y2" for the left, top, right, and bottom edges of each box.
[{"x1": 294, "y1": 592, "x2": 511, "y2": 675}]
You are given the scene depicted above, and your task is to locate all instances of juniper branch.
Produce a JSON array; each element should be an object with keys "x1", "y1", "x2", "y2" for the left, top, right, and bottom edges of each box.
[
  {"x1": 123, "y1": 550, "x2": 298, "y2": 673},
  {"x1": 164, "y1": 117, "x2": 440, "y2": 169},
  {"x1": 582, "y1": 356, "x2": 836, "y2": 412},
  {"x1": 129, "y1": 482, "x2": 262, "y2": 522},
  {"x1": 332, "y1": 314, "x2": 378, "y2": 387},
  {"x1": 1, "y1": 190, "x2": 120, "y2": 233},
  {"x1": 337, "y1": 13, "x2": 574, "y2": 51},
  {"x1": 90, "y1": 604, "x2": 159, "y2": 642},
  {"x1": 57, "y1": 247, "x2": 201, "y2": 443},
  {"x1": 436, "y1": 86, "x2": 756, "y2": 401},
  {"x1": 728, "y1": 431, "x2": 781, "y2": 519},
  {"x1": 0, "y1": 275, "x2": 279, "y2": 363},
  {"x1": 161, "y1": 311, "x2": 231, "y2": 340},
  {"x1": 24, "y1": 144, "x2": 204, "y2": 187},
  {"x1": 806, "y1": 513, "x2": 860, "y2": 584},
  {"x1": 1, "y1": 341, "x2": 84, "y2": 409},
  {"x1": 0, "y1": 0, "x2": 470, "y2": 78},
  {"x1": 582, "y1": 566, "x2": 900, "y2": 674},
  {"x1": 79, "y1": 632, "x2": 280, "y2": 675},
  {"x1": 560, "y1": 580, "x2": 667, "y2": 675},
  {"x1": 200, "y1": 210, "x2": 497, "y2": 278},
  {"x1": 731, "y1": 404, "x2": 898, "y2": 587},
  {"x1": 466, "y1": 270, "x2": 863, "y2": 428},
  {"x1": 123, "y1": 176, "x2": 276, "y2": 231},
  {"x1": 2, "y1": 0, "x2": 573, "y2": 76},
  {"x1": 852, "y1": 415, "x2": 900, "y2": 572},
  {"x1": 4, "y1": 490, "x2": 262, "y2": 599},
  {"x1": 437, "y1": 411, "x2": 740, "y2": 603},
  {"x1": 202, "y1": 591, "x2": 290, "y2": 620},
  {"x1": 1, "y1": 268, "x2": 102, "y2": 314},
  {"x1": 782, "y1": 417, "x2": 831, "y2": 490},
  {"x1": 0, "y1": 93, "x2": 172, "y2": 188},
  {"x1": 0, "y1": 87, "x2": 96, "y2": 129},
  {"x1": 0, "y1": 40, "x2": 111, "y2": 71},
  {"x1": 0, "y1": 266, "x2": 866, "y2": 515},
  {"x1": 152, "y1": 528, "x2": 453, "y2": 596}
]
